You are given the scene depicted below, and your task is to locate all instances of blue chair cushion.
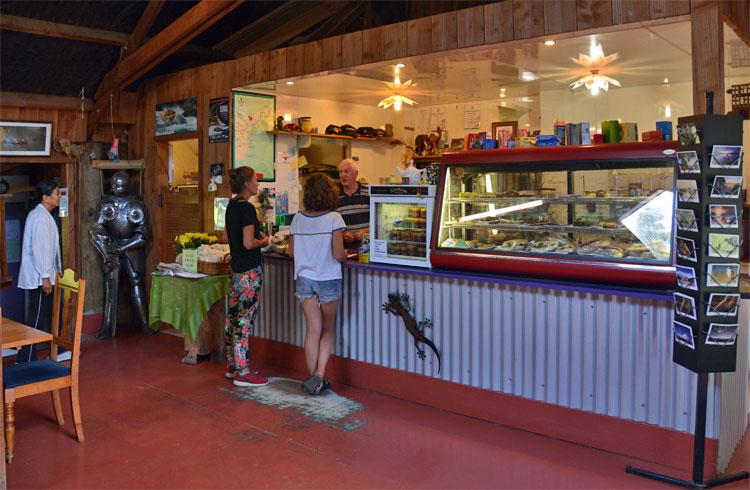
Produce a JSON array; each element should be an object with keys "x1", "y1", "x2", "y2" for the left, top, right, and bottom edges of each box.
[{"x1": 3, "y1": 360, "x2": 70, "y2": 389}]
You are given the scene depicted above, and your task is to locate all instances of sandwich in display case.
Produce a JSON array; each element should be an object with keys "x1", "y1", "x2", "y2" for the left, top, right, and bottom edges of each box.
[{"x1": 430, "y1": 143, "x2": 678, "y2": 286}]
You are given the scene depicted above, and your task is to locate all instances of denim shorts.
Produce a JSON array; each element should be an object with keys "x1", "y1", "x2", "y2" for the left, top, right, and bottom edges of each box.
[{"x1": 295, "y1": 275, "x2": 343, "y2": 304}]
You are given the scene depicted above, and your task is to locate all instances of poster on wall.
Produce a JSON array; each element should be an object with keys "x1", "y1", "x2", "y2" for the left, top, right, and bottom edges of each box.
[
  {"x1": 463, "y1": 104, "x2": 480, "y2": 130},
  {"x1": 232, "y1": 91, "x2": 275, "y2": 181},
  {"x1": 155, "y1": 98, "x2": 197, "y2": 136},
  {"x1": 208, "y1": 97, "x2": 229, "y2": 143},
  {"x1": 213, "y1": 197, "x2": 229, "y2": 231}
]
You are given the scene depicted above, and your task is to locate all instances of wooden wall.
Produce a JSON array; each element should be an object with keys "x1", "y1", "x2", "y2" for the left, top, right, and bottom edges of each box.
[
  {"x1": 0, "y1": 106, "x2": 86, "y2": 163},
  {"x1": 0, "y1": 104, "x2": 86, "y2": 278},
  {"x1": 130, "y1": 0, "x2": 743, "y2": 273}
]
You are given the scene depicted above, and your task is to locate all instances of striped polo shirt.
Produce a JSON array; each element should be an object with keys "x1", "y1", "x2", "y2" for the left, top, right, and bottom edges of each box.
[{"x1": 337, "y1": 182, "x2": 370, "y2": 233}]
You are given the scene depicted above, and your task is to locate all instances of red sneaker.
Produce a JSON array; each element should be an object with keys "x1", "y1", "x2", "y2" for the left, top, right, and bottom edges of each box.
[{"x1": 233, "y1": 371, "x2": 268, "y2": 387}]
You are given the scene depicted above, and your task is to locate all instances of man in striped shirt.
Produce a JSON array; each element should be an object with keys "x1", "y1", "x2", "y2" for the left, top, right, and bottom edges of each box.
[{"x1": 336, "y1": 159, "x2": 370, "y2": 246}]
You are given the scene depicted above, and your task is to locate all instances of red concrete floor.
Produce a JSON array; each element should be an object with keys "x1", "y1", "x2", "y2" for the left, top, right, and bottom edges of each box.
[{"x1": 6, "y1": 331, "x2": 750, "y2": 489}]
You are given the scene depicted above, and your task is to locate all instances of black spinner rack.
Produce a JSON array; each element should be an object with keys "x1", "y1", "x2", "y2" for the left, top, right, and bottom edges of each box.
[{"x1": 626, "y1": 110, "x2": 748, "y2": 488}]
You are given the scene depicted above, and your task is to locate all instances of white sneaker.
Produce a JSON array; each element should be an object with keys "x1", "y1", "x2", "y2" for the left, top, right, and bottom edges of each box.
[{"x1": 56, "y1": 351, "x2": 72, "y2": 362}]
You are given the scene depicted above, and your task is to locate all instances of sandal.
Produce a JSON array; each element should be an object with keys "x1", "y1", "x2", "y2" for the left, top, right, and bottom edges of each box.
[
  {"x1": 301, "y1": 375, "x2": 323, "y2": 395},
  {"x1": 320, "y1": 379, "x2": 332, "y2": 393}
]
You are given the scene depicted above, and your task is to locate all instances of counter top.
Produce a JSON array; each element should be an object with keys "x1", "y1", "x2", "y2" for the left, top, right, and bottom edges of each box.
[{"x1": 262, "y1": 253, "x2": 675, "y2": 301}]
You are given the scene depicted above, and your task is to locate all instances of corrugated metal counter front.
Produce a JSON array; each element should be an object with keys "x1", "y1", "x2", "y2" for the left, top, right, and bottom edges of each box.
[{"x1": 253, "y1": 255, "x2": 748, "y2": 470}]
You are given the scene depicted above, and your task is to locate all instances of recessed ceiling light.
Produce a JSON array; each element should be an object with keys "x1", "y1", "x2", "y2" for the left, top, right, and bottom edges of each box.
[
  {"x1": 395, "y1": 63, "x2": 405, "y2": 68},
  {"x1": 500, "y1": 87, "x2": 506, "y2": 92},
  {"x1": 520, "y1": 71, "x2": 537, "y2": 82},
  {"x1": 663, "y1": 77, "x2": 669, "y2": 84},
  {"x1": 500, "y1": 93, "x2": 506, "y2": 98},
  {"x1": 286, "y1": 81, "x2": 294, "y2": 85},
  {"x1": 525, "y1": 123, "x2": 531, "y2": 127},
  {"x1": 521, "y1": 97, "x2": 533, "y2": 103},
  {"x1": 544, "y1": 40, "x2": 556, "y2": 46},
  {"x1": 500, "y1": 101, "x2": 507, "y2": 107}
]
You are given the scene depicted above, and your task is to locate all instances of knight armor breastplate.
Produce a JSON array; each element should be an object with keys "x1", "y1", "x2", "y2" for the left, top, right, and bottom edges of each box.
[{"x1": 98, "y1": 197, "x2": 147, "y2": 244}]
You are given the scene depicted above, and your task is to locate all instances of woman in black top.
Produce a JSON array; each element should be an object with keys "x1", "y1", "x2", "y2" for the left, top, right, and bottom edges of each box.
[{"x1": 224, "y1": 166, "x2": 270, "y2": 387}]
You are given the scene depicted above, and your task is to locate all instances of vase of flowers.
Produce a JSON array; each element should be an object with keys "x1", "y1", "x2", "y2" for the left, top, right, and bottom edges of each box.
[
  {"x1": 174, "y1": 232, "x2": 218, "y2": 253},
  {"x1": 175, "y1": 233, "x2": 218, "y2": 272}
]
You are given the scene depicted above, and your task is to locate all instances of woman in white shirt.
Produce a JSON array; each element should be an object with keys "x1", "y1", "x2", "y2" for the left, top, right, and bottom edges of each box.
[
  {"x1": 289, "y1": 174, "x2": 347, "y2": 395},
  {"x1": 17, "y1": 180, "x2": 62, "y2": 363}
]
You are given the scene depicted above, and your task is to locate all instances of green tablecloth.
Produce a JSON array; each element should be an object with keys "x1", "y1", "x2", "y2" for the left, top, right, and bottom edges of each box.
[{"x1": 149, "y1": 274, "x2": 230, "y2": 343}]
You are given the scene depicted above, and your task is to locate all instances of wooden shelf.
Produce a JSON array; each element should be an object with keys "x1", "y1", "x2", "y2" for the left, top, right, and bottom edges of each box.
[
  {"x1": 8, "y1": 186, "x2": 35, "y2": 194},
  {"x1": 92, "y1": 159, "x2": 145, "y2": 170},
  {"x1": 268, "y1": 131, "x2": 404, "y2": 145}
]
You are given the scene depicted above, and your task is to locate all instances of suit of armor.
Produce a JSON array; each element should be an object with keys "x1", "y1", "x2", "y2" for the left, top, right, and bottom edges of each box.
[{"x1": 90, "y1": 171, "x2": 152, "y2": 338}]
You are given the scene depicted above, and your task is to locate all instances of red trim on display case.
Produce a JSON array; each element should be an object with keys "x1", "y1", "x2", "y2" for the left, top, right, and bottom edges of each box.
[
  {"x1": 430, "y1": 251, "x2": 676, "y2": 287},
  {"x1": 431, "y1": 143, "x2": 678, "y2": 288},
  {"x1": 440, "y1": 142, "x2": 679, "y2": 165}
]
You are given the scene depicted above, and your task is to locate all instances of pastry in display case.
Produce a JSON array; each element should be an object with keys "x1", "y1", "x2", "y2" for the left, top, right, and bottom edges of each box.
[{"x1": 430, "y1": 143, "x2": 678, "y2": 286}]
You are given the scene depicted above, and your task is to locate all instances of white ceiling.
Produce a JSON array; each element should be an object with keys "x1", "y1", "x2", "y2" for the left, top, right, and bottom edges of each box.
[{"x1": 241, "y1": 21, "x2": 748, "y2": 108}]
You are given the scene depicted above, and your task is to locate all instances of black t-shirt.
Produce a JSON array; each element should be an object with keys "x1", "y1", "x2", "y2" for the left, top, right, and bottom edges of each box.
[{"x1": 225, "y1": 199, "x2": 262, "y2": 273}]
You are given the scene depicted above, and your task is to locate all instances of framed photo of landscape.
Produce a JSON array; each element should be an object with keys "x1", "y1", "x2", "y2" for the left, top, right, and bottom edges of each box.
[{"x1": 0, "y1": 121, "x2": 52, "y2": 156}]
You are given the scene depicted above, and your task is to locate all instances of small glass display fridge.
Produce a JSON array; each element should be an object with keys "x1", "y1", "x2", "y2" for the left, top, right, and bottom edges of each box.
[{"x1": 369, "y1": 185, "x2": 436, "y2": 267}]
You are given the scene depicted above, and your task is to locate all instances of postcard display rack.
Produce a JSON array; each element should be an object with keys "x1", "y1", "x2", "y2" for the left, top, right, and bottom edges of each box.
[{"x1": 626, "y1": 114, "x2": 748, "y2": 488}]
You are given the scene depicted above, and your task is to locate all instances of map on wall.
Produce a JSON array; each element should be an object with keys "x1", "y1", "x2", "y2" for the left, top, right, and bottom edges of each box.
[{"x1": 232, "y1": 91, "x2": 275, "y2": 181}]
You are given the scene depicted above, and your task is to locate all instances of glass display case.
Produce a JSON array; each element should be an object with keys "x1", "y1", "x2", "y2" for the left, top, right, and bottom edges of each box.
[
  {"x1": 430, "y1": 143, "x2": 678, "y2": 286},
  {"x1": 370, "y1": 185, "x2": 436, "y2": 268}
]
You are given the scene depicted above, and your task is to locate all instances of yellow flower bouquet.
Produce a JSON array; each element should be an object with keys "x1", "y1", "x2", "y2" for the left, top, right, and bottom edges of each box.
[{"x1": 174, "y1": 232, "x2": 218, "y2": 252}]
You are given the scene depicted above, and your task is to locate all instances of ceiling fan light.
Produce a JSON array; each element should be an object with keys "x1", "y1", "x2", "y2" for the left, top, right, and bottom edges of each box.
[{"x1": 393, "y1": 99, "x2": 402, "y2": 111}]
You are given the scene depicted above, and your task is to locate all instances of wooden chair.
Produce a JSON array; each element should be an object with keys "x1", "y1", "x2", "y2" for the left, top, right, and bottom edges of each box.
[{"x1": 3, "y1": 269, "x2": 86, "y2": 463}]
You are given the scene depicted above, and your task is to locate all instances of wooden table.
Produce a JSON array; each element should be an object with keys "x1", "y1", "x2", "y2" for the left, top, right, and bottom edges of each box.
[{"x1": 1, "y1": 318, "x2": 53, "y2": 349}]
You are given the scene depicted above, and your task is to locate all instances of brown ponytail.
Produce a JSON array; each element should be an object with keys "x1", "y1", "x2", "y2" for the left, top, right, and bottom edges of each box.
[{"x1": 229, "y1": 166, "x2": 255, "y2": 194}]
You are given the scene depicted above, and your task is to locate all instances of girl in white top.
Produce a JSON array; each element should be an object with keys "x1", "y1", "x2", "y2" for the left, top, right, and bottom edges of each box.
[{"x1": 289, "y1": 173, "x2": 347, "y2": 395}]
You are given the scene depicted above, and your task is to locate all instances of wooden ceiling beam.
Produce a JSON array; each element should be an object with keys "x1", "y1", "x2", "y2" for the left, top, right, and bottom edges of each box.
[
  {"x1": 123, "y1": 0, "x2": 165, "y2": 57},
  {"x1": 0, "y1": 14, "x2": 128, "y2": 45},
  {"x1": 0, "y1": 91, "x2": 94, "y2": 111},
  {"x1": 231, "y1": 1, "x2": 351, "y2": 57},
  {"x1": 289, "y1": 2, "x2": 365, "y2": 45},
  {"x1": 0, "y1": 13, "x2": 227, "y2": 61},
  {"x1": 212, "y1": 1, "x2": 302, "y2": 54},
  {"x1": 96, "y1": 0, "x2": 242, "y2": 99}
]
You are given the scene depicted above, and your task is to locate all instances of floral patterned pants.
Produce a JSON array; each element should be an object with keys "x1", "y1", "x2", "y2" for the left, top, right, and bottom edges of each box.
[{"x1": 225, "y1": 266, "x2": 262, "y2": 373}]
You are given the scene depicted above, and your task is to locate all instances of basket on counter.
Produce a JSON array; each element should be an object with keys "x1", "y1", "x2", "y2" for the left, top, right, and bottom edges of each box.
[{"x1": 198, "y1": 260, "x2": 231, "y2": 275}]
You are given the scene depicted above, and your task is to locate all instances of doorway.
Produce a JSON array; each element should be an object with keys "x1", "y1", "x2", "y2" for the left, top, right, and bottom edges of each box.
[{"x1": 157, "y1": 138, "x2": 201, "y2": 262}]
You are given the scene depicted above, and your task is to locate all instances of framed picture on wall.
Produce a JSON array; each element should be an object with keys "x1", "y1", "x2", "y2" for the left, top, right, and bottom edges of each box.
[
  {"x1": 208, "y1": 97, "x2": 230, "y2": 143},
  {"x1": 155, "y1": 98, "x2": 197, "y2": 136},
  {"x1": 0, "y1": 121, "x2": 52, "y2": 156},
  {"x1": 491, "y1": 121, "x2": 518, "y2": 146},
  {"x1": 232, "y1": 91, "x2": 275, "y2": 181}
]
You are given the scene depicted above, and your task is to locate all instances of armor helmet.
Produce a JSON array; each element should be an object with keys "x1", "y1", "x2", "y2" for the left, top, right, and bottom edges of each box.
[{"x1": 110, "y1": 171, "x2": 131, "y2": 197}]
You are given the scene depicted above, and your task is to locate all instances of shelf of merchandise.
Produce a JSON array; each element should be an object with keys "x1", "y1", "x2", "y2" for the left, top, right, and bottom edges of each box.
[{"x1": 268, "y1": 131, "x2": 404, "y2": 145}]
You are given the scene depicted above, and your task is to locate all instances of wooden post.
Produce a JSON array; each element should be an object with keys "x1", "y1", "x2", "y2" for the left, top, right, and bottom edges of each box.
[{"x1": 691, "y1": 1, "x2": 724, "y2": 115}]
